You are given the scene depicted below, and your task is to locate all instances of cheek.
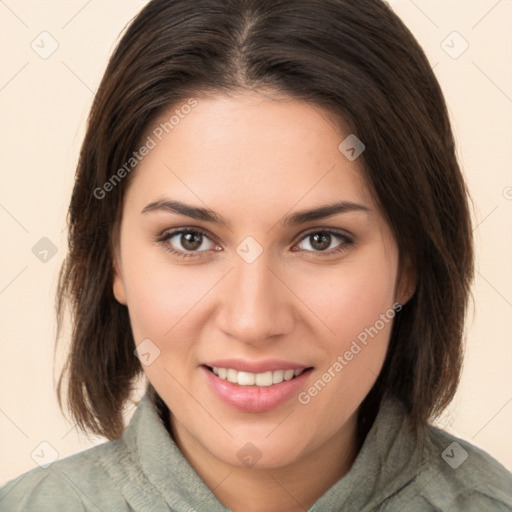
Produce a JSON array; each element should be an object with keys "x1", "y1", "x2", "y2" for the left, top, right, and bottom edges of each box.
[
  {"x1": 293, "y1": 244, "x2": 398, "y2": 422},
  {"x1": 119, "y1": 241, "x2": 211, "y2": 343},
  {"x1": 292, "y1": 248, "x2": 398, "y2": 347}
]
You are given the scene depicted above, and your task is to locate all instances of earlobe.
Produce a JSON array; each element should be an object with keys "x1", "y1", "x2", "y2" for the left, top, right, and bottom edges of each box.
[
  {"x1": 112, "y1": 259, "x2": 127, "y2": 305},
  {"x1": 396, "y1": 260, "x2": 417, "y2": 306},
  {"x1": 397, "y1": 285, "x2": 416, "y2": 307}
]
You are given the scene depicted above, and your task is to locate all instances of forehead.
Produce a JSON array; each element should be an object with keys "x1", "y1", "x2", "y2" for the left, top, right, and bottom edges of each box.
[{"x1": 125, "y1": 90, "x2": 373, "y2": 216}]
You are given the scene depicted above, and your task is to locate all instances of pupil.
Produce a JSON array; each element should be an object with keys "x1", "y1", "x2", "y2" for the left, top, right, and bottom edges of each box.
[
  {"x1": 182, "y1": 232, "x2": 202, "y2": 250},
  {"x1": 311, "y1": 233, "x2": 330, "y2": 251}
]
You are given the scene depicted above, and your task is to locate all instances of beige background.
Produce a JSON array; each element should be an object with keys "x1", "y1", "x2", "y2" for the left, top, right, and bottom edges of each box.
[{"x1": 1, "y1": 0, "x2": 511, "y2": 486}]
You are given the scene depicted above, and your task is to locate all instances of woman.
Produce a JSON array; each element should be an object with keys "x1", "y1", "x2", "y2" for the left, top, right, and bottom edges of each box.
[{"x1": 1, "y1": 0, "x2": 511, "y2": 510}]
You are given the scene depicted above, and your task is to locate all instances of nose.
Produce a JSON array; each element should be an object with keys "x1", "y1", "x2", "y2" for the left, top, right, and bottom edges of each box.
[{"x1": 215, "y1": 251, "x2": 295, "y2": 346}]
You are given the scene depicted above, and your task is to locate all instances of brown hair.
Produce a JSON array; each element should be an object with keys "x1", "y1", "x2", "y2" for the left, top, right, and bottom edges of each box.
[{"x1": 56, "y1": 0, "x2": 474, "y2": 441}]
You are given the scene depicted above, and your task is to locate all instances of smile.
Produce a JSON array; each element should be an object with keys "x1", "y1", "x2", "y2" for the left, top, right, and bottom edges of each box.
[
  {"x1": 208, "y1": 366, "x2": 306, "y2": 386},
  {"x1": 202, "y1": 363, "x2": 314, "y2": 413}
]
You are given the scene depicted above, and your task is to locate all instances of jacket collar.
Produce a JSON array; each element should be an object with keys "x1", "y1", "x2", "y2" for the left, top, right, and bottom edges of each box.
[{"x1": 116, "y1": 389, "x2": 424, "y2": 512}]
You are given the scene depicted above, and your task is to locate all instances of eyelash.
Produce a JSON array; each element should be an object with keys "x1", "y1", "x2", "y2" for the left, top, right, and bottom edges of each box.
[{"x1": 155, "y1": 227, "x2": 354, "y2": 259}]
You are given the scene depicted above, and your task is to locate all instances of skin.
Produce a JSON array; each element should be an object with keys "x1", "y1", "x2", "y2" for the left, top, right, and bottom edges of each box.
[{"x1": 112, "y1": 90, "x2": 414, "y2": 512}]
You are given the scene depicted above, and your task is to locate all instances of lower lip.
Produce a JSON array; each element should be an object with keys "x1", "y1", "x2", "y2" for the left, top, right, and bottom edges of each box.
[{"x1": 203, "y1": 366, "x2": 312, "y2": 413}]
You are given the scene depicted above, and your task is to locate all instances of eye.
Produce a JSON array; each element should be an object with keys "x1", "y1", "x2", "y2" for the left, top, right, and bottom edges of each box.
[
  {"x1": 294, "y1": 230, "x2": 353, "y2": 255},
  {"x1": 156, "y1": 228, "x2": 219, "y2": 258},
  {"x1": 156, "y1": 227, "x2": 354, "y2": 259}
]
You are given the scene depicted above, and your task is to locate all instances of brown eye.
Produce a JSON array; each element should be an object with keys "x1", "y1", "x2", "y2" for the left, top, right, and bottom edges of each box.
[
  {"x1": 180, "y1": 231, "x2": 204, "y2": 251},
  {"x1": 309, "y1": 233, "x2": 332, "y2": 251},
  {"x1": 157, "y1": 228, "x2": 218, "y2": 258},
  {"x1": 296, "y1": 230, "x2": 353, "y2": 255}
]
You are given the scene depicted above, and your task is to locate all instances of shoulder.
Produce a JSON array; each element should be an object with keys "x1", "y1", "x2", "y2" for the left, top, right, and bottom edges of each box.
[
  {"x1": 0, "y1": 440, "x2": 130, "y2": 512},
  {"x1": 415, "y1": 424, "x2": 512, "y2": 511}
]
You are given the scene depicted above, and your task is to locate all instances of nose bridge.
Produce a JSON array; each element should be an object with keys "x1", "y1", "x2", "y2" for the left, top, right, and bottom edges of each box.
[{"x1": 218, "y1": 247, "x2": 292, "y2": 343}]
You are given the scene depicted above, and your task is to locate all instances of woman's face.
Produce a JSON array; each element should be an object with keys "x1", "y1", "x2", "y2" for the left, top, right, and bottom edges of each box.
[{"x1": 113, "y1": 90, "x2": 411, "y2": 470}]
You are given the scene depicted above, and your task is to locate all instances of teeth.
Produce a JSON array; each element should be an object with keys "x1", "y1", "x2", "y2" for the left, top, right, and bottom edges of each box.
[
  {"x1": 227, "y1": 368, "x2": 238, "y2": 384},
  {"x1": 283, "y1": 369, "x2": 294, "y2": 381},
  {"x1": 255, "y1": 371, "x2": 273, "y2": 387},
  {"x1": 272, "y1": 370, "x2": 284, "y2": 384},
  {"x1": 238, "y1": 371, "x2": 255, "y2": 386},
  {"x1": 211, "y1": 367, "x2": 305, "y2": 386}
]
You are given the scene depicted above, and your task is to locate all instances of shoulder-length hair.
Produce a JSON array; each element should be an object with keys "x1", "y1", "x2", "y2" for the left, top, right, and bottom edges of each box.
[{"x1": 56, "y1": 0, "x2": 474, "y2": 441}]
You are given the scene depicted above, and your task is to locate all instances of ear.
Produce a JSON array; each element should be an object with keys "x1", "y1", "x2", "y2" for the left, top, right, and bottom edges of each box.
[
  {"x1": 395, "y1": 255, "x2": 417, "y2": 307},
  {"x1": 112, "y1": 253, "x2": 127, "y2": 305}
]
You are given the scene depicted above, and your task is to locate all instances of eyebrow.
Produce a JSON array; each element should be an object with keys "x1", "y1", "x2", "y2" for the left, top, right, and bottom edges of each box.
[{"x1": 141, "y1": 199, "x2": 371, "y2": 229}]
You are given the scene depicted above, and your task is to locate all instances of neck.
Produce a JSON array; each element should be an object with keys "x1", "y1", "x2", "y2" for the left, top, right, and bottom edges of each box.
[{"x1": 170, "y1": 410, "x2": 360, "y2": 512}]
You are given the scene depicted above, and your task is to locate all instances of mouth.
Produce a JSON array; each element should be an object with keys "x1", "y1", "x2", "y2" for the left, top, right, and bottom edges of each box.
[
  {"x1": 202, "y1": 362, "x2": 314, "y2": 412},
  {"x1": 204, "y1": 365, "x2": 309, "y2": 387}
]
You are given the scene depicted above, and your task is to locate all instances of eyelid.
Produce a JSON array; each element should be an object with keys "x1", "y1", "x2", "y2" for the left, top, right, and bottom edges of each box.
[
  {"x1": 158, "y1": 226, "x2": 215, "y2": 242},
  {"x1": 294, "y1": 226, "x2": 354, "y2": 242},
  {"x1": 292, "y1": 227, "x2": 354, "y2": 255},
  {"x1": 156, "y1": 226, "x2": 219, "y2": 251},
  {"x1": 156, "y1": 226, "x2": 354, "y2": 258}
]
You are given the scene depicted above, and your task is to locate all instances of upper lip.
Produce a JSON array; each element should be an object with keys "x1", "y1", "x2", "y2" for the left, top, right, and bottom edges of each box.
[{"x1": 203, "y1": 359, "x2": 312, "y2": 373}]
